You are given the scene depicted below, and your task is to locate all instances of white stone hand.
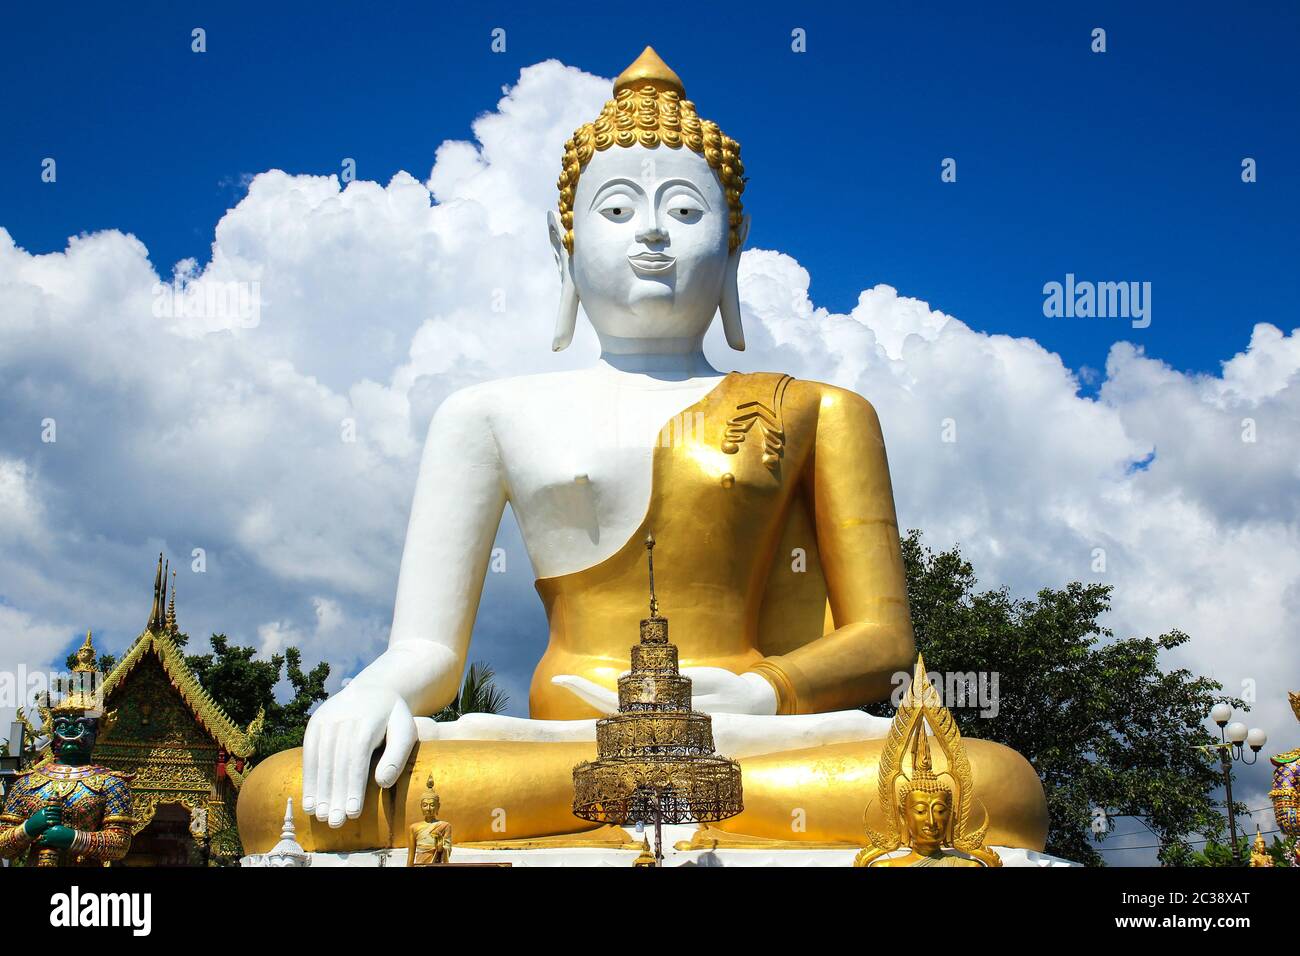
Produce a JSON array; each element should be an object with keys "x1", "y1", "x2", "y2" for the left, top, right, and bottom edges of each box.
[
  {"x1": 302, "y1": 685, "x2": 417, "y2": 828},
  {"x1": 551, "y1": 675, "x2": 618, "y2": 714},
  {"x1": 551, "y1": 668, "x2": 777, "y2": 716},
  {"x1": 680, "y1": 667, "x2": 778, "y2": 715}
]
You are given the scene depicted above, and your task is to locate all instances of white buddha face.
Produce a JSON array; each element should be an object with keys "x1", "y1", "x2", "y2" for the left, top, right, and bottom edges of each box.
[{"x1": 569, "y1": 145, "x2": 732, "y2": 348}]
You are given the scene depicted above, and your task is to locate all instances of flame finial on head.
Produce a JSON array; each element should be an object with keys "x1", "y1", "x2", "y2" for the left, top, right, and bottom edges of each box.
[
  {"x1": 614, "y1": 46, "x2": 684, "y2": 97},
  {"x1": 906, "y1": 718, "x2": 947, "y2": 796}
]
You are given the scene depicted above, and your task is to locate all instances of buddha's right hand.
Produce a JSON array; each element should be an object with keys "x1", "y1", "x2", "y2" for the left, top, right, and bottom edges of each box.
[{"x1": 302, "y1": 685, "x2": 417, "y2": 827}]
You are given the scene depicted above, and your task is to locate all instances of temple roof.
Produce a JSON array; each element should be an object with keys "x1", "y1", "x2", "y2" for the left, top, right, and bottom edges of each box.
[
  {"x1": 99, "y1": 553, "x2": 261, "y2": 761},
  {"x1": 102, "y1": 628, "x2": 260, "y2": 761}
]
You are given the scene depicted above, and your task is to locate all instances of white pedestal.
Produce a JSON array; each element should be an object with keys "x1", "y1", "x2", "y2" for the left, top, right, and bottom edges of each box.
[{"x1": 242, "y1": 825, "x2": 1078, "y2": 867}]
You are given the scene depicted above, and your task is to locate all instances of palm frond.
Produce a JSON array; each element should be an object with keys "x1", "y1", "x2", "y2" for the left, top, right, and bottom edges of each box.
[{"x1": 434, "y1": 661, "x2": 509, "y2": 721}]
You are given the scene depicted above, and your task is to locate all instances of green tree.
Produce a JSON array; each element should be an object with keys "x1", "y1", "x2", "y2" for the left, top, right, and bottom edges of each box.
[
  {"x1": 185, "y1": 634, "x2": 330, "y2": 758},
  {"x1": 866, "y1": 530, "x2": 1238, "y2": 866},
  {"x1": 1186, "y1": 837, "x2": 1242, "y2": 867},
  {"x1": 435, "y1": 662, "x2": 509, "y2": 721},
  {"x1": 1268, "y1": 834, "x2": 1295, "y2": 867}
]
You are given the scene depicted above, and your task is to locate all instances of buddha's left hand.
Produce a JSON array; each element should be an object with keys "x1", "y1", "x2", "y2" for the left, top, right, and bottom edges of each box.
[
  {"x1": 35, "y1": 825, "x2": 76, "y2": 849},
  {"x1": 553, "y1": 667, "x2": 777, "y2": 715}
]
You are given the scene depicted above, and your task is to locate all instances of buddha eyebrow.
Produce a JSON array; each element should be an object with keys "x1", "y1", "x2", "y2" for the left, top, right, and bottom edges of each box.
[
  {"x1": 587, "y1": 178, "x2": 644, "y2": 211},
  {"x1": 655, "y1": 178, "x2": 711, "y2": 210}
]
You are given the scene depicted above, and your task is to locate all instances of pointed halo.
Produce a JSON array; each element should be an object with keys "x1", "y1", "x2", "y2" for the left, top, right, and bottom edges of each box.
[{"x1": 911, "y1": 652, "x2": 928, "y2": 698}]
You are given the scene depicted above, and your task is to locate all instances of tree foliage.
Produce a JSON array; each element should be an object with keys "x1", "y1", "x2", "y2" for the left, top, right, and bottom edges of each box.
[
  {"x1": 185, "y1": 634, "x2": 330, "y2": 758},
  {"x1": 1186, "y1": 837, "x2": 1240, "y2": 867},
  {"x1": 866, "y1": 531, "x2": 1239, "y2": 866},
  {"x1": 435, "y1": 661, "x2": 509, "y2": 721}
]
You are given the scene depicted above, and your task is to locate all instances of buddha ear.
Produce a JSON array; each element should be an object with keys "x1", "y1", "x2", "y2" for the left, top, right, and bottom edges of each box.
[
  {"x1": 548, "y1": 210, "x2": 579, "y2": 352},
  {"x1": 719, "y1": 214, "x2": 750, "y2": 351}
]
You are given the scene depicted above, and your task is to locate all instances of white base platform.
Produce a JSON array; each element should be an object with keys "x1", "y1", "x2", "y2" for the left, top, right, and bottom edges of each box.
[{"x1": 242, "y1": 825, "x2": 1078, "y2": 867}]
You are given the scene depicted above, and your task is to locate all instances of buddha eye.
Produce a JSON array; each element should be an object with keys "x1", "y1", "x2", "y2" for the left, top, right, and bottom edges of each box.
[
  {"x1": 597, "y1": 195, "x2": 636, "y2": 223},
  {"x1": 666, "y1": 202, "x2": 703, "y2": 224}
]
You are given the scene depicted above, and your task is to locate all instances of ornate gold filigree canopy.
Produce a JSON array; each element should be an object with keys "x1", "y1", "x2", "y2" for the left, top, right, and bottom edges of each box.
[{"x1": 571, "y1": 534, "x2": 743, "y2": 842}]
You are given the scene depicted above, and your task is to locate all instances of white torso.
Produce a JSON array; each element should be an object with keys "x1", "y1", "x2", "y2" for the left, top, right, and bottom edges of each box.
[{"x1": 467, "y1": 363, "x2": 723, "y2": 578}]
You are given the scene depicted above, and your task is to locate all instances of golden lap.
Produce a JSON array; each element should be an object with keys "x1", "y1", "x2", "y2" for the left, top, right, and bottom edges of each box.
[{"x1": 237, "y1": 736, "x2": 1047, "y2": 854}]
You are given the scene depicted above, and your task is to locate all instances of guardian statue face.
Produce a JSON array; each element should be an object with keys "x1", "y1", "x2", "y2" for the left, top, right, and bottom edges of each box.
[{"x1": 51, "y1": 714, "x2": 97, "y2": 762}]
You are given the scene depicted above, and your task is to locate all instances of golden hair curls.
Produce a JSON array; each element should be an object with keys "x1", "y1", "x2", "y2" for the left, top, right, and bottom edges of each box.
[{"x1": 557, "y1": 83, "x2": 745, "y2": 255}]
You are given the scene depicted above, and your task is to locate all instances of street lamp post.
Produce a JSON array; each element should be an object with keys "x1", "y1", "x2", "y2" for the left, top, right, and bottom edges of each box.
[{"x1": 1205, "y1": 704, "x2": 1267, "y2": 865}]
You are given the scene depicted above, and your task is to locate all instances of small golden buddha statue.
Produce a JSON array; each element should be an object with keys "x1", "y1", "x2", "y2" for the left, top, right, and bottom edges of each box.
[
  {"x1": 633, "y1": 837, "x2": 657, "y2": 868},
  {"x1": 405, "y1": 775, "x2": 452, "y2": 866},
  {"x1": 854, "y1": 656, "x2": 1001, "y2": 868},
  {"x1": 1249, "y1": 825, "x2": 1273, "y2": 867}
]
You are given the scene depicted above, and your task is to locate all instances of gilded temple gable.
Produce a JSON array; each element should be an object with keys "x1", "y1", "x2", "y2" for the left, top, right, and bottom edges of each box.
[{"x1": 102, "y1": 629, "x2": 259, "y2": 761}]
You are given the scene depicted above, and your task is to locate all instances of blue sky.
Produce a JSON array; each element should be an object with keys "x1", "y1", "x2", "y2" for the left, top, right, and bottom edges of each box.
[
  {"x1": 1, "y1": 3, "x2": 1297, "y2": 866},
  {"x1": 3, "y1": 0, "x2": 1296, "y2": 383}
]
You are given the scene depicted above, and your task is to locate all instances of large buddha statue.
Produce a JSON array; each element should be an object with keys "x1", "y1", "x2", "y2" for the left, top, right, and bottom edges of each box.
[{"x1": 238, "y1": 48, "x2": 1049, "y2": 856}]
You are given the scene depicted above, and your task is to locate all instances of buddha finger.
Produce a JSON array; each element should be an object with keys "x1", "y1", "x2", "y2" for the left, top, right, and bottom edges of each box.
[
  {"x1": 313, "y1": 726, "x2": 338, "y2": 822},
  {"x1": 329, "y1": 728, "x2": 363, "y2": 827},
  {"x1": 374, "y1": 698, "x2": 416, "y2": 792},
  {"x1": 344, "y1": 730, "x2": 373, "y2": 819},
  {"x1": 301, "y1": 715, "x2": 322, "y2": 813}
]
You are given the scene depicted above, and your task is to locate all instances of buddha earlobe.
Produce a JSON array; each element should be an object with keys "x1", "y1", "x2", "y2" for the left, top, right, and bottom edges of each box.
[
  {"x1": 548, "y1": 210, "x2": 579, "y2": 352},
  {"x1": 719, "y1": 214, "x2": 750, "y2": 351}
]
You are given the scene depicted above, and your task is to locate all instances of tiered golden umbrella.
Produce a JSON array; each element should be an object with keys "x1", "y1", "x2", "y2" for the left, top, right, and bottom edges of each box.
[{"x1": 572, "y1": 534, "x2": 743, "y2": 865}]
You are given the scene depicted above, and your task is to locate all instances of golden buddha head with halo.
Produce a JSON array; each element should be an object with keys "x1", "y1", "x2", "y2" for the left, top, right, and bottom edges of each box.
[
  {"x1": 855, "y1": 655, "x2": 1002, "y2": 867},
  {"x1": 898, "y1": 729, "x2": 956, "y2": 855}
]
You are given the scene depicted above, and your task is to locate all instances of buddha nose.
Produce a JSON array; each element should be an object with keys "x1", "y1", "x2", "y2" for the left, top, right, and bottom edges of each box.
[{"x1": 635, "y1": 223, "x2": 669, "y2": 246}]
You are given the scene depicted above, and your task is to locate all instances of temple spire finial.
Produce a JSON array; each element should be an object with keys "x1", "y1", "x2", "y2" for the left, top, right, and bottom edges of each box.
[
  {"x1": 645, "y1": 532, "x2": 659, "y2": 619},
  {"x1": 165, "y1": 569, "x2": 178, "y2": 634},
  {"x1": 148, "y1": 552, "x2": 164, "y2": 631},
  {"x1": 158, "y1": 558, "x2": 169, "y2": 631},
  {"x1": 72, "y1": 629, "x2": 97, "y2": 673},
  {"x1": 282, "y1": 798, "x2": 297, "y2": 841}
]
